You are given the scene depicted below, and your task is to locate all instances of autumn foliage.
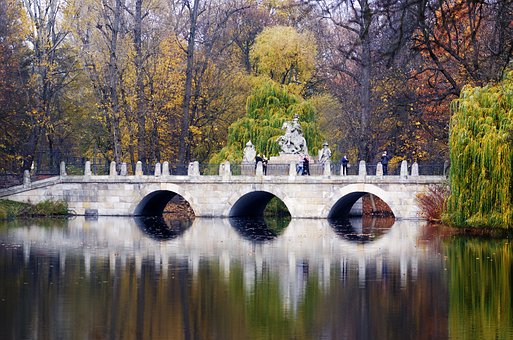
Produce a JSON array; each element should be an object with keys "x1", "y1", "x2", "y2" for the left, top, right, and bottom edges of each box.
[
  {"x1": 447, "y1": 72, "x2": 513, "y2": 228},
  {"x1": 416, "y1": 184, "x2": 450, "y2": 222}
]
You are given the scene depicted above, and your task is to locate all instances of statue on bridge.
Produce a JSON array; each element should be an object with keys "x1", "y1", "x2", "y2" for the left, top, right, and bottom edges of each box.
[
  {"x1": 276, "y1": 114, "x2": 308, "y2": 155},
  {"x1": 242, "y1": 140, "x2": 256, "y2": 163},
  {"x1": 318, "y1": 142, "x2": 332, "y2": 163}
]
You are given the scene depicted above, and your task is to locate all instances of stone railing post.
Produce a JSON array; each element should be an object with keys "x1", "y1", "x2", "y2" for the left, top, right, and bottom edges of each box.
[
  {"x1": 358, "y1": 160, "x2": 366, "y2": 179},
  {"x1": 323, "y1": 160, "x2": 331, "y2": 177},
  {"x1": 188, "y1": 161, "x2": 200, "y2": 177},
  {"x1": 60, "y1": 161, "x2": 67, "y2": 177},
  {"x1": 154, "y1": 162, "x2": 161, "y2": 177},
  {"x1": 109, "y1": 161, "x2": 117, "y2": 177},
  {"x1": 84, "y1": 161, "x2": 92, "y2": 177},
  {"x1": 162, "y1": 161, "x2": 170, "y2": 176},
  {"x1": 376, "y1": 162, "x2": 383, "y2": 177},
  {"x1": 120, "y1": 162, "x2": 128, "y2": 176},
  {"x1": 135, "y1": 161, "x2": 143, "y2": 176},
  {"x1": 23, "y1": 170, "x2": 31, "y2": 188},
  {"x1": 289, "y1": 162, "x2": 297, "y2": 177},
  {"x1": 444, "y1": 160, "x2": 450, "y2": 177},
  {"x1": 411, "y1": 162, "x2": 419, "y2": 177},
  {"x1": 400, "y1": 160, "x2": 408, "y2": 179},
  {"x1": 222, "y1": 161, "x2": 231, "y2": 180}
]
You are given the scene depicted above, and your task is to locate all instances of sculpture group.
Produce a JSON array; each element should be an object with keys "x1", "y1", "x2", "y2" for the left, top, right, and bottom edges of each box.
[
  {"x1": 243, "y1": 114, "x2": 330, "y2": 165},
  {"x1": 276, "y1": 114, "x2": 308, "y2": 155}
]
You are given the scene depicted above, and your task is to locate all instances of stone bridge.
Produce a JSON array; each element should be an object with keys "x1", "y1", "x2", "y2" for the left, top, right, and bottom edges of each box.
[{"x1": 0, "y1": 160, "x2": 445, "y2": 219}]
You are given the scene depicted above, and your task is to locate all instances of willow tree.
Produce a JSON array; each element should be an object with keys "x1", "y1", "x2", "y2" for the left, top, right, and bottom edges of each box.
[
  {"x1": 210, "y1": 81, "x2": 325, "y2": 163},
  {"x1": 447, "y1": 72, "x2": 513, "y2": 228}
]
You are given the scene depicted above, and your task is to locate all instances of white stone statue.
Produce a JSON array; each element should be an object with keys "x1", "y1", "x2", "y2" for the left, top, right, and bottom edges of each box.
[
  {"x1": 242, "y1": 140, "x2": 256, "y2": 163},
  {"x1": 276, "y1": 114, "x2": 308, "y2": 154},
  {"x1": 319, "y1": 142, "x2": 332, "y2": 163}
]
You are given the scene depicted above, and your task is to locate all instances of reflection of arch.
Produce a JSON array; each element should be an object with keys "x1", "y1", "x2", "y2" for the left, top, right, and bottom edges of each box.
[
  {"x1": 134, "y1": 184, "x2": 196, "y2": 216},
  {"x1": 229, "y1": 217, "x2": 279, "y2": 242},
  {"x1": 135, "y1": 216, "x2": 192, "y2": 240},
  {"x1": 325, "y1": 184, "x2": 395, "y2": 219},
  {"x1": 225, "y1": 187, "x2": 291, "y2": 218},
  {"x1": 328, "y1": 216, "x2": 395, "y2": 243}
]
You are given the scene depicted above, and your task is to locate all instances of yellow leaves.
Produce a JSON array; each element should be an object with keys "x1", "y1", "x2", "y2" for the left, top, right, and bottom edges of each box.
[
  {"x1": 189, "y1": 125, "x2": 202, "y2": 136},
  {"x1": 250, "y1": 26, "x2": 317, "y2": 88}
]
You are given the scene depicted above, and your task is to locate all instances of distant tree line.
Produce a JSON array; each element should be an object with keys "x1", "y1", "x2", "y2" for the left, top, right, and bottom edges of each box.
[{"x1": 0, "y1": 0, "x2": 511, "y2": 173}]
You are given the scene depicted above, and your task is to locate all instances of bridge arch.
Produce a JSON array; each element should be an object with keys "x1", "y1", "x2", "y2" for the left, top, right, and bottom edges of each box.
[
  {"x1": 224, "y1": 187, "x2": 292, "y2": 217},
  {"x1": 134, "y1": 183, "x2": 197, "y2": 216},
  {"x1": 324, "y1": 183, "x2": 396, "y2": 219}
]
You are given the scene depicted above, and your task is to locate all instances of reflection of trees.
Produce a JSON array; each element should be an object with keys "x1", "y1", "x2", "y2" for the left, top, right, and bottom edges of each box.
[
  {"x1": 447, "y1": 238, "x2": 513, "y2": 339},
  {"x1": 0, "y1": 218, "x2": 457, "y2": 339},
  {"x1": 0, "y1": 245, "x2": 450, "y2": 339}
]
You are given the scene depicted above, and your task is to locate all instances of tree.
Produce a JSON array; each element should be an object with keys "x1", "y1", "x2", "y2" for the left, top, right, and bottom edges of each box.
[
  {"x1": 0, "y1": 0, "x2": 31, "y2": 172},
  {"x1": 176, "y1": 0, "x2": 250, "y2": 164},
  {"x1": 21, "y1": 0, "x2": 78, "y2": 170},
  {"x1": 312, "y1": 0, "x2": 391, "y2": 161},
  {"x1": 447, "y1": 72, "x2": 513, "y2": 228},
  {"x1": 250, "y1": 25, "x2": 317, "y2": 90},
  {"x1": 210, "y1": 81, "x2": 325, "y2": 163}
]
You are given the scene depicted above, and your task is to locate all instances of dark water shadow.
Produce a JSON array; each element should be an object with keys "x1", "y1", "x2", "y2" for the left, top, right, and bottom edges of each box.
[
  {"x1": 229, "y1": 216, "x2": 291, "y2": 243},
  {"x1": 134, "y1": 215, "x2": 193, "y2": 241},
  {"x1": 329, "y1": 216, "x2": 395, "y2": 243}
]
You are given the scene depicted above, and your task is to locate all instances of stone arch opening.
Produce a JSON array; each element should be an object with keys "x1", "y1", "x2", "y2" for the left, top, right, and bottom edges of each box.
[
  {"x1": 328, "y1": 192, "x2": 395, "y2": 219},
  {"x1": 229, "y1": 191, "x2": 291, "y2": 218},
  {"x1": 134, "y1": 190, "x2": 195, "y2": 218}
]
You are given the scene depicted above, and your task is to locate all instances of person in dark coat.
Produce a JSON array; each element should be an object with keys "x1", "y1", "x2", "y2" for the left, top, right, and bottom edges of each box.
[
  {"x1": 341, "y1": 155, "x2": 349, "y2": 176},
  {"x1": 255, "y1": 154, "x2": 263, "y2": 169},
  {"x1": 381, "y1": 151, "x2": 390, "y2": 175},
  {"x1": 262, "y1": 155, "x2": 268, "y2": 175},
  {"x1": 302, "y1": 156, "x2": 310, "y2": 175}
]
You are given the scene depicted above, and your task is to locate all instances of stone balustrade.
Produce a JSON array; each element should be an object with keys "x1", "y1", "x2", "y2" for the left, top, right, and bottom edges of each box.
[{"x1": 17, "y1": 159, "x2": 442, "y2": 188}]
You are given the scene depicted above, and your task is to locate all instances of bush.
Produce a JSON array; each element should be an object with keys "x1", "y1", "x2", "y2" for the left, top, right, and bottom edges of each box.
[
  {"x1": 416, "y1": 184, "x2": 450, "y2": 222},
  {"x1": 0, "y1": 199, "x2": 68, "y2": 219},
  {"x1": 0, "y1": 200, "x2": 31, "y2": 219},
  {"x1": 28, "y1": 200, "x2": 69, "y2": 216}
]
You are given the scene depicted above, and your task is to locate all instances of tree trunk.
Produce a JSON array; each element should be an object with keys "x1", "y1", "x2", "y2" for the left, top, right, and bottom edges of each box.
[
  {"x1": 359, "y1": 0, "x2": 372, "y2": 162},
  {"x1": 107, "y1": 0, "x2": 123, "y2": 165},
  {"x1": 134, "y1": 0, "x2": 147, "y2": 169},
  {"x1": 178, "y1": 0, "x2": 200, "y2": 164}
]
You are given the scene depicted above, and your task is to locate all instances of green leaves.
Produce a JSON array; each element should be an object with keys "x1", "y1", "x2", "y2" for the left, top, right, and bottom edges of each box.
[
  {"x1": 210, "y1": 81, "x2": 325, "y2": 163},
  {"x1": 447, "y1": 71, "x2": 513, "y2": 228}
]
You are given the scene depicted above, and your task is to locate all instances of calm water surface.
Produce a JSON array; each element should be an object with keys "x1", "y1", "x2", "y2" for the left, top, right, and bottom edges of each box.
[{"x1": 0, "y1": 216, "x2": 511, "y2": 340}]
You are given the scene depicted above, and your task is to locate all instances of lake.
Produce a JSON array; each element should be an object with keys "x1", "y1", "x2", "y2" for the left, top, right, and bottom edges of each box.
[{"x1": 0, "y1": 216, "x2": 511, "y2": 339}]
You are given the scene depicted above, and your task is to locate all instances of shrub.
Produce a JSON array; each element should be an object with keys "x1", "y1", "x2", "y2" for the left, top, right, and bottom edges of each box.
[
  {"x1": 28, "y1": 200, "x2": 69, "y2": 216},
  {"x1": 0, "y1": 199, "x2": 31, "y2": 219},
  {"x1": 416, "y1": 184, "x2": 450, "y2": 222},
  {"x1": 0, "y1": 199, "x2": 68, "y2": 219}
]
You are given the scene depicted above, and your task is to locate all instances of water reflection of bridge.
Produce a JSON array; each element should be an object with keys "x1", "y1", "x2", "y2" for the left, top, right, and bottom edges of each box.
[{"x1": 5, "y1": 217, "x2": 438, "y2": 312}]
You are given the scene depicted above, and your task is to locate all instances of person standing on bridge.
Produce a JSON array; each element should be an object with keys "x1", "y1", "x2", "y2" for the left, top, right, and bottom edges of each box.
[
  {"x1": 302, "y1": 156, "x2": 310, "y2": 175},
  {"x1": 296, "y1": 154, "x2": 304, "y2": 175},
  {"x1": 255, "y1": 154, "x2": 263, "y2": 169},
  {"x1": 381, "y1": 151, "x2": 390, "y2": 175},
  {"x1": 341, "y1": 155, "x2": 349, "y2": 176},
  {"x1": 262, "y1": 155, "x2": 268, "y2": 175}
]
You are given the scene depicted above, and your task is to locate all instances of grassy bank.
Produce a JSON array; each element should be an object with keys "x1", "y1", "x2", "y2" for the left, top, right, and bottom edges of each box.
[{"x1": 0, "y1": 199, "x2": 69, "y2": 219}]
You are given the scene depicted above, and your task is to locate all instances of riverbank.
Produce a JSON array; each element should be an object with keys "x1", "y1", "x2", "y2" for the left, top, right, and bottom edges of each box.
[{"x1": 0, "y1": 199, "x2": 69, "y2": 220}]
